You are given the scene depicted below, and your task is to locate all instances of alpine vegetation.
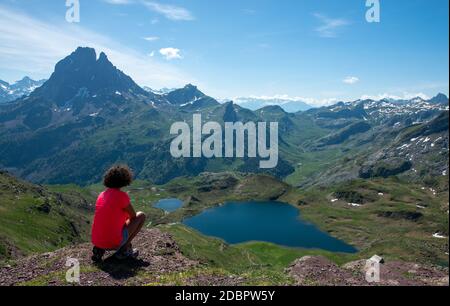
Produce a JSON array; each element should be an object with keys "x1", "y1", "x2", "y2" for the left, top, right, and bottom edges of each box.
[{"x1": 170, "y1": 114, "x2": 279, "y2": 169}]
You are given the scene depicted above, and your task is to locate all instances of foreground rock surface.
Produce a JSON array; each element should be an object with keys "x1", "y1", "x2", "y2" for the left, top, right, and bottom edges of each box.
[
  {"x1": 287, "y1": 256, "x2": 449, "y2": 286},
  {"x1": 0, "y1": 229, "x2": 200, "y2": 286},
  {"x1": 1, "y1": 229, "x2": 448, "y2": 286}
]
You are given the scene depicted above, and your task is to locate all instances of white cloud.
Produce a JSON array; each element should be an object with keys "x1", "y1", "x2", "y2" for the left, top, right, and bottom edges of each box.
[
  {"x1": 159, "y1": 47, "x2": 182, "y2": 60},
  {"x1": 142, "y1": 1, "x2": 194, "y2": 21},
  {"x1": 0, "y1": 5, "x2": 194, "y2": 88},
  {"x1": 343, "y1": 76, "x2": 360, "y2": 85},
  {"x1": 143, "y1": 36, "x2": 159, "y2": 41},
  {"x1": 313, "y1": 13, "x2": 349, "y2": 38}
]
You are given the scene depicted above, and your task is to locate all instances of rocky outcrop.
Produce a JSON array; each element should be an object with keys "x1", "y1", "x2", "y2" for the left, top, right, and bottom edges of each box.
[
  {"x1": 359, "y1": 158, "x2": 413, "y2": 179},
  {"x1": 286, "y1": 256, "x2": 364, "y2": 286},
  {"x1": 2, "y1": 233, "x2": 448, "y2": 286},
  {"x1": 287, "y1": 256, "x2": 449, "y2": 286},
  {"x1": 196, "y1": 172, "x2": 239, "y2": 192},
  {"x1": 0, "y1": 229, "x2": 197, "y2": 286}
]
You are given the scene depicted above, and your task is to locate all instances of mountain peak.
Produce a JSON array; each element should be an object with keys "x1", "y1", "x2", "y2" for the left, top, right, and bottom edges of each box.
[
  {"x1": 184, "y1": 83, "x2": 197, "y2": 90},
  {"x1": 75, "y1": 46, "x2": 96, "y2": 58},
  {"x1": 0, "y1": 77, "x2": 46, "y2": 103},
  {"x1": 258, "y1": 104, "x2": 287, "y2": 113},
  {"x1": 429, "y1": 93, "x2": 449, "y2": 104},
  {"x1": 165, "y1": 83, "x2": 206, "y2": 105},
  {"x1": 66, "y1": 47, "x2": 97, "y2": 66},
  {"x1": 97, "y1": 51, "x2": 110, "y2": 64},
  {"x1": 34, "y1": 47, "x2": 147, "y2": 104},
  {"x1": 13, "y1": 76, "x2": 44, "y2": 88},
  {"x1": 19, "y1": 76, "x2": 32, "y2": 82},
  {"x1": 234, "y1": 97, "x2": 313, "y2": 113}
]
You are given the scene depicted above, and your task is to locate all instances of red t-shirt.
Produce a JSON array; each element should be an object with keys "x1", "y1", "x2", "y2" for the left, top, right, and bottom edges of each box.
[{"x1": 91, "y1": 189, "x2": 130, "y2": 249}]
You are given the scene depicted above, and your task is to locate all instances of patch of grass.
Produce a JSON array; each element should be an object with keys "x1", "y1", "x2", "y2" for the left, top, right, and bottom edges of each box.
[
  {"x1": 0, "y1": 172, "x2": 93, "y2": 262},
  {"x1": 288, "y1": 178, "x2": 449, "y2": 266},
  {"x1": 144, "y1": 268, "x2": 232, "y2": 286}
]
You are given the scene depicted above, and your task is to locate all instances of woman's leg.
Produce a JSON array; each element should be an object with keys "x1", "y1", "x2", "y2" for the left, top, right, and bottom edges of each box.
[{"x1": 122, "y1": 212, "x2": 146, "y2": 250}]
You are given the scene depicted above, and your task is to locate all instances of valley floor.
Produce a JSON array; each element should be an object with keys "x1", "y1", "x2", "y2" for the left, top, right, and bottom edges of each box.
[{"x1": 1, "y1": 172, "x2": 449, "y2": 286}]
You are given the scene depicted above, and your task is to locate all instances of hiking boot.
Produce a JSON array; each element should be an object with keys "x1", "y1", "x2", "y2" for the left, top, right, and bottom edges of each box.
[
  {"x1": 114, "y1": 248, "x2": 139, "y2": 260},
  {"x1": 92, "y1": 247, "x2": 105, "y2": 263}
]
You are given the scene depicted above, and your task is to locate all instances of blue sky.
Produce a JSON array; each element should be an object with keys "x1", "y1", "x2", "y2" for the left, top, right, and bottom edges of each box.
[{"x1": 0, "y1": 0, "x2": 448, "y2": 105}]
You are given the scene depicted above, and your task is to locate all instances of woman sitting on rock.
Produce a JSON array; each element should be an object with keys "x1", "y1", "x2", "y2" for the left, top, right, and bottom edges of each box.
[{"x1": 91, "y1": 165, "x2": 146, "y2": 262}]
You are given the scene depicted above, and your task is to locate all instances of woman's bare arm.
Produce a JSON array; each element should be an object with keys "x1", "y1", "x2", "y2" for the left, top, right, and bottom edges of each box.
[{"x1": 124, "y1": 204, "x2": 137, "y2": 220}]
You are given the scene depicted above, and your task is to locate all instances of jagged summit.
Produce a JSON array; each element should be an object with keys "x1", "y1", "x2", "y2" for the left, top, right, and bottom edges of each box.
[
  {"x1": 34, "y1": 47, "x2": 147, "y2": 104},
  {"x1": 0, "y1": 47, "x2": 160, "y2": 130},
  {"x1": 429, "y1": 93, "x2": 449, "y2": 104}
]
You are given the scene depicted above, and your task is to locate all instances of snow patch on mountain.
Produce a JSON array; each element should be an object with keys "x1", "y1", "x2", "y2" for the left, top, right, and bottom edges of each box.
[{"x1": 0, "y1": 77, "x2": 46, "y2": 103}]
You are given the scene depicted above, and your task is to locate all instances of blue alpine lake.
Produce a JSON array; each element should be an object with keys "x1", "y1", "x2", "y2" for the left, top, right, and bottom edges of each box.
[
  {"x1": 154, "y1": 198, "x2": 184, "y2": 212},
  {"x1": 183, "y1": 201, "x2": 357, "y2": 253}
]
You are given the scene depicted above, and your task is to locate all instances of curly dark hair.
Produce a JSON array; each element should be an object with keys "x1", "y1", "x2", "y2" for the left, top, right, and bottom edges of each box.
[{"x1": 103, "y1": 165, "x2": 133, "y2": 189}]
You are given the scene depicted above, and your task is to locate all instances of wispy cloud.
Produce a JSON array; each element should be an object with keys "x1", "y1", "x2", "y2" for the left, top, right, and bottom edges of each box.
[
  {"x1": 102, "y1": 0, "x2": 194, "y2": 21},
  {"x1": 0, "y1": 5, "x2": 194, "y2": 88},
  {"x1": 159, "y1": 47, "x2": 182, "y2": 60},
  {"x1": 143, "y1": 36, "x2": 160, "y2": 41},
  {"x1": 313, "y1": 13, "x2": 349, "y2": 38},
  {"x1": 343, "y1": 76, "x2": 360, "y2": 85},
  {"x1": 142, "y1": 1, "x2": 194, "y2": 21}
]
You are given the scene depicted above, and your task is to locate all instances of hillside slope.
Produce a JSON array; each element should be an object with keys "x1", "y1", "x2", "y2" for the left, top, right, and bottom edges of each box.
[
  {"x1": 298, "y1": 111, "x2": 449, "y2": 187},
  {"x1": 0, "y1": 171, "x2": 94, "y2": 261}
]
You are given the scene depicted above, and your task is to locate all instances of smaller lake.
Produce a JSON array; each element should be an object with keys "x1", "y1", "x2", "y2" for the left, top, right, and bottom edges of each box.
[
  {"x1": 183, "y1": 201, "x2": 357, "y2": 253},
  {"x1": 154, "y1": 198, "x2": 183, "y2": 212}
]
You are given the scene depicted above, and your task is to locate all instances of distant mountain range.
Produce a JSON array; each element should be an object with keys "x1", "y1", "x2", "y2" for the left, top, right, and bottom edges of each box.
[
  {"x1": 0, "y1": 47, "x2": 448, "y2": 187},
  {"x1": 142, "y1": 88, "x2": 314, "y2": 113},
  {"x1": 143, "y1": 86, "x2": 177, "y2": 95},
  {"x1": 0, "y1": 77, "x2": 46, "y2": 104},
  {"x1": 233, "y1": 96, "x2": 314, "y2": 113}
]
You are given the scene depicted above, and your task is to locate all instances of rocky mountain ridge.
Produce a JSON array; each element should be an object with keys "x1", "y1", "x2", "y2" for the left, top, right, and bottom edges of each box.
[
  {"x1": 0, "y1": 47, "x2": 448, "y2": 187},
  {"x1": 0, "y1": 77, "x2": 46, "y2": 104}
]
